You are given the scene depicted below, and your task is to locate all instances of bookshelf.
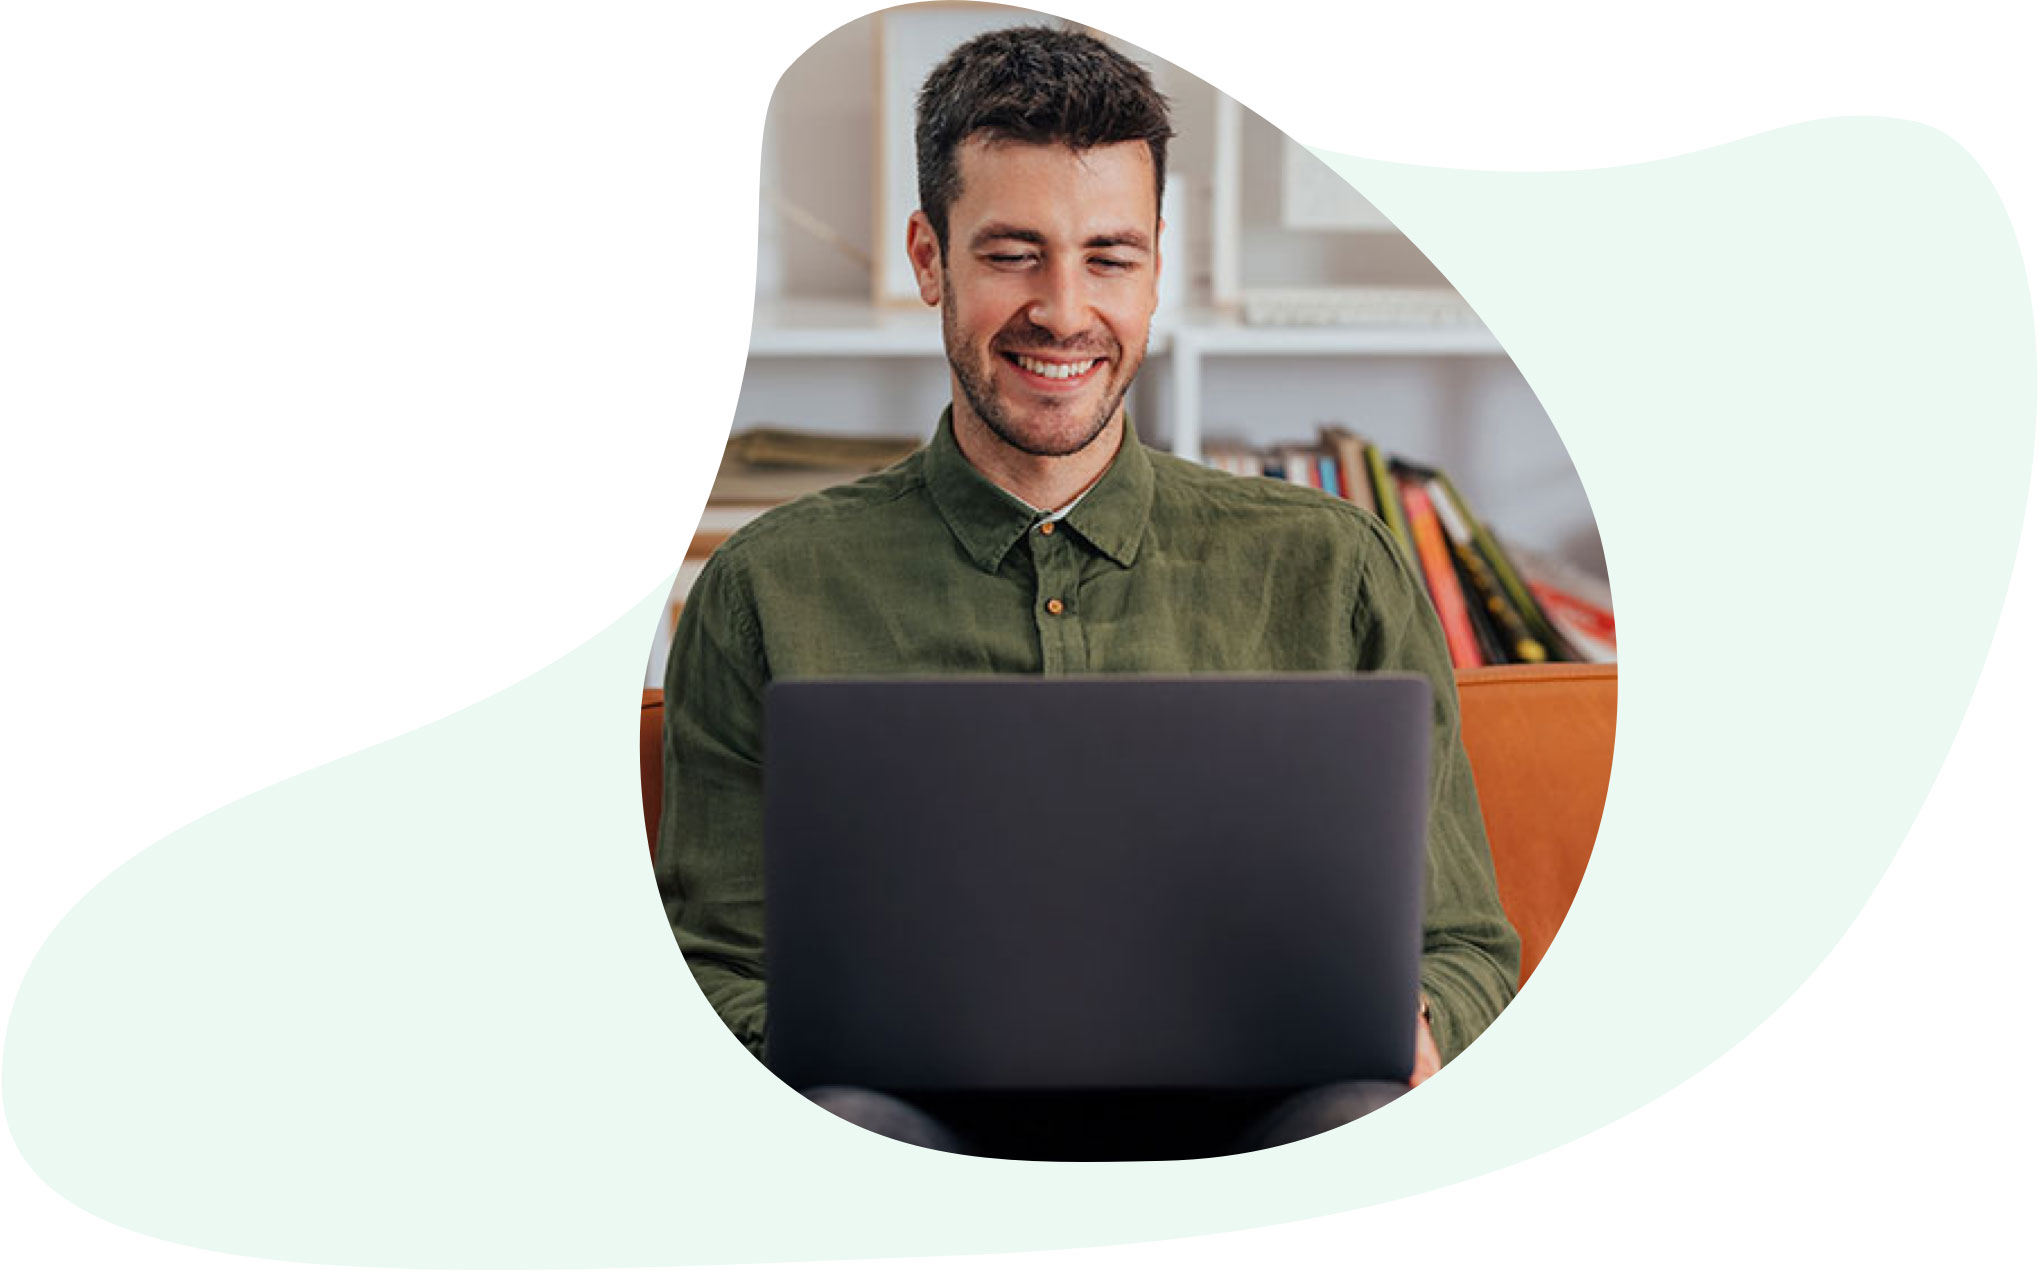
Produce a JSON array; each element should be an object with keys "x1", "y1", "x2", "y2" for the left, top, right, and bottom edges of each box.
[
  {"x1": 747, "y1": 299, "x2": 949, "y2": 358},
  {"x1": 745, "y1": 298, "x2": 1505, "y2": 464},
  {"x1": 1159, "y1": 309, "x2": 1506, "y2": 464}
]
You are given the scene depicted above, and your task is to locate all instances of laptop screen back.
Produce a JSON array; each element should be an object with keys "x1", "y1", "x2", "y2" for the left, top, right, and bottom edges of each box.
[{"x1": 762, "y1": 674, "x2": 1430, "y2": 1092}]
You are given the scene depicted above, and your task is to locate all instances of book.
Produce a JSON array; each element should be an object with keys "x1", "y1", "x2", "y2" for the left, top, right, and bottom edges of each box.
[
  {"x1": 1317, "y1": 451, "x2": 1343, "y2": 499},
  {"x1": 710, "y1": 426, "x2": 923, "y2": 507},
  {"x1": 1317, "y1": 426, "x2": 1377, "y2": 516},
  {"x1": 709, "y1": 462, "x2": 879, "y2": 506},
  {"x1": 1531, "y1": 583, "x2": 1616, "y2": 661},
  {"x1": 1399, "y1": 478, "x2": 1485, "y2": 669},
  {"x1": 1450, "y1": 542, "x2": 1509, "y2": 665},
  {"x1": 1512, "y1": 545, "x2": 1617, "y2": 662},
  {"x1": 1429, "y1": 478, "x2": 1547, "y2": 664},
  {"x1": 1429, "y1": 469, "x2": 1579, "y2": 662},
  {"x1": 1201, "y1": 439, "x2": 1263, "y2": 478},
  {"x1": 723, "y1": 427, "x2": 922, "y2": 470},
  {"x1": 1364, "y1": 444, "x2": 1418, "y2": 567},
  {"x1": 1279, "y1": 445, "x2": 1321, "y2": 491}
]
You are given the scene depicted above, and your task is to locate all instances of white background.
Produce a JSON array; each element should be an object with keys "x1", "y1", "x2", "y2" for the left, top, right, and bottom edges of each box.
[{"x1": 4, "y1": 1, "x2": 2033, "y2": 1265}]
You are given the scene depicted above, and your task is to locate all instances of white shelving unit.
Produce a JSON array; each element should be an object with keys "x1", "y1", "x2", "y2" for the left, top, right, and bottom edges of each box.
[
  {"x1": 747, "y1": 299, "x2": 945, "y2": 359},
  {"x1": 1160, "y1": 310, "x2": 1504, "y2": 463},
  {"x1": 746, "y1": 300, "x2": 1506, "y2": 463}
]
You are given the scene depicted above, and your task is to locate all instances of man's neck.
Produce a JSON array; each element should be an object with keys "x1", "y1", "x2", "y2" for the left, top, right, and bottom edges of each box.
[{"x1": 951, "y1": 407, "x2": 1125, "y2": 513}]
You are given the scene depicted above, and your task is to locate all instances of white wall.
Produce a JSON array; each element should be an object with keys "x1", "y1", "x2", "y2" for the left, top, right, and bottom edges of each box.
[{"x1": 759, "y1": 14, "x2": 876, "y2": 302}]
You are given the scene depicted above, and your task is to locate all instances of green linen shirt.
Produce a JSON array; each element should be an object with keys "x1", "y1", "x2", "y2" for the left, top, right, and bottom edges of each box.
[{"x1": 657, "y1": 408, "x2": 1520, "y2": 1067}]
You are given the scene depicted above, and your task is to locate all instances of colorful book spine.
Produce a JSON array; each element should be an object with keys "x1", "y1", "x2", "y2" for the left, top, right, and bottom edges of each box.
[
  {"x1": 1450, "y1": 544, "x2": 1509, "y2": 665},
  {"x1": 1317, "y1": 427, "x2": 1379, "y2": 517},
  {"x1": 1399, "y1": 479, "x2": 1485, "y2": 669},
  {"x1": 1200, "y1": 441, "x2": 1261, "y2": 478},
  {"x1": 1317, "y1": 452, "x2": 1343, "y2": 499},
  {"x1": 1280, "y1": 446, "x2": 1319, "y2": 489},
  {"x1": 1365, "y1": 444, "x2": 1418, "y2": 567},
  {"x1": 1431, "y1": 470, "x2": 1577, "y2": 661},
  {"x1": 1530, "y1": 581, "x2": 1617, "y2": 661},
  {"x1": 1429, "y1": 479, "x2": 1547, "y2": 664}
]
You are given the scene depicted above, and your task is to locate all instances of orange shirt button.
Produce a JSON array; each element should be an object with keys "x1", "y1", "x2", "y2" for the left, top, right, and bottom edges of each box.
[
  {"x1": 1038, "y1": 521, "x2": 1056, "y2": 535},
  {"x1": 1045, "y1": 598, "x2": 1065, "y2": 615}
]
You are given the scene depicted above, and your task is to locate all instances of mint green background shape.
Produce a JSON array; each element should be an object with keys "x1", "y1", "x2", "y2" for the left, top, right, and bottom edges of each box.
[{"x1": 6, "y1": 118, "x2": 2032, "y2": 1267}]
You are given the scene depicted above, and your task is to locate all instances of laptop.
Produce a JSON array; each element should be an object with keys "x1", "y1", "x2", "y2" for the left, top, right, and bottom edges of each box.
[{"x1": 761, "y1": 674, "x2": 1431, "y2": 1093}]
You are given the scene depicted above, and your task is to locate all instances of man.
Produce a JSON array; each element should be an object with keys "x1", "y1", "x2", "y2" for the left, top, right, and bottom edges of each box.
[{"x1": 657, "y1": 24, "x2": 1519, "y2": 1159}]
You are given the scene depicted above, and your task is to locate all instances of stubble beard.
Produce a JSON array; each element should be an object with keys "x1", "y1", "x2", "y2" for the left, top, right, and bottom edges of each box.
[{"x1": 942, "y1": 283, "x2": 1141, "y2": 459}]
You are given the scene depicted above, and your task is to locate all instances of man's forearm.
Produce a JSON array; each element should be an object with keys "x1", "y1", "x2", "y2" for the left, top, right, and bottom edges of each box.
[
  {"x1": 1419, "y1": 926, "x2": 1517, "y2": 1064},
  {"x1": 684, "y1": 951, "x2": 768, "y2": 1058}
]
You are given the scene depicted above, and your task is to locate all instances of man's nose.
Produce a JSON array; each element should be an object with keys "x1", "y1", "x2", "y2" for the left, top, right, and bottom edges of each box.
[{"x1": 1025, "y1": 258, "x2": 1090, "y2": 340}]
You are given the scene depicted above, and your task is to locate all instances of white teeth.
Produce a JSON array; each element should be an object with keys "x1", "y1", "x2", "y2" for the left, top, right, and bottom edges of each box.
[{"x1": 1014, "y1": 355, "x2": 1097, "y2": 380}]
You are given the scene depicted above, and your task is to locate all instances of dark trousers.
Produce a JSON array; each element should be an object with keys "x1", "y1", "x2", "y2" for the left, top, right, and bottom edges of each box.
[{"x1": 805, "y1": 1082, "x2": 1407, "y2": 1160}]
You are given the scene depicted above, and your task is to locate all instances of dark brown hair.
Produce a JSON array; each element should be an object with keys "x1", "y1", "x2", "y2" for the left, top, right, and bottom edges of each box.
[{"x1": 915, "y1": 24, "x2": 1174, "y2": 256}]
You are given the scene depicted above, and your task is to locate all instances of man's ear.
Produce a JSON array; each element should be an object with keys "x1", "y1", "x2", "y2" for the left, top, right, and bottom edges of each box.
[{"x1": 906, "y1": 211, "x2": 943, "y2": 307}]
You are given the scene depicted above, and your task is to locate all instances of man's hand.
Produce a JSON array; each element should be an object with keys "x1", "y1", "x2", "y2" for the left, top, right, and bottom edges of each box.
[{"x1": 1410, "y1": 1005, "x2": 1442, "y2": 1087}]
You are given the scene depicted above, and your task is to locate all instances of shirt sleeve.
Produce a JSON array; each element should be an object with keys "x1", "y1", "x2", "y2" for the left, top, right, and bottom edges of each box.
[
  {"x1": 656, "y1": 547, "x2": 771, "y2": 1058},
  {"x1": 1353, "y1": 519, "x2": 1522, "y2": 1065}
]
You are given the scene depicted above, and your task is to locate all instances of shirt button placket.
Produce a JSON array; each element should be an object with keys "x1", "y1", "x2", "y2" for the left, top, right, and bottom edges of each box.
[{"x1": 1031, "y1": 520, "x2": 1077, "y2": 675}]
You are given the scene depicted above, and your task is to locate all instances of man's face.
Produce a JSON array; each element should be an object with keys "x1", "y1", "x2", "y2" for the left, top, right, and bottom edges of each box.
[{"x1": 912, "y1": 137, "x2": 1161, "y2": 459}]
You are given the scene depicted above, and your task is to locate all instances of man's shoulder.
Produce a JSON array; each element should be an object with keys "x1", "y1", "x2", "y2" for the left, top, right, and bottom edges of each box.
[
  {"x1": 712, "y1": 452, "x2": 931, "y2": 570},
  {"x1": 1145, "y1": 445, "x2": 1394, "y2": 553}
]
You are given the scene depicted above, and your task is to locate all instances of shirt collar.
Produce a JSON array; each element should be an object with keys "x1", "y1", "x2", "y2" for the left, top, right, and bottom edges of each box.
[{"x1": 924, "y1": 405, "x2": 1154, "y2": 573}]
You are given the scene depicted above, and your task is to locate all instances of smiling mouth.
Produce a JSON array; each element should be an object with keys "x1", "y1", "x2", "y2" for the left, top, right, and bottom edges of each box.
[{"x1": 1001, "y1": 351, "x2": 1103, "y2": 383}]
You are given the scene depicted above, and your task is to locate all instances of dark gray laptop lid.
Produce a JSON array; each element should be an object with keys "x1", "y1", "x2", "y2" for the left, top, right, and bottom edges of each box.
[{"x1": 762, "y1": 674, "x2": 1431, "y2": 1093}]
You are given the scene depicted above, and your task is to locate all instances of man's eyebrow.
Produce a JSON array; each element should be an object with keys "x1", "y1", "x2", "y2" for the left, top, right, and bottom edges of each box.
[
  {"x1": 1084, "y1": 230, "x2": 1152, "y2": 253},
  {"x1": 967, "y1": 225, "x2": 1154, "y2": 253},
  {"x1": 969, "y1": 224, "x2": 1046, "y2": 249}
]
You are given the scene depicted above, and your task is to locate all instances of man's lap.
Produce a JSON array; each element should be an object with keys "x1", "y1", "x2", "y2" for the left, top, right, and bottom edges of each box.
[{"x1": 806, "y1": 1083, "x2": 1406, "y2": 1160}]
